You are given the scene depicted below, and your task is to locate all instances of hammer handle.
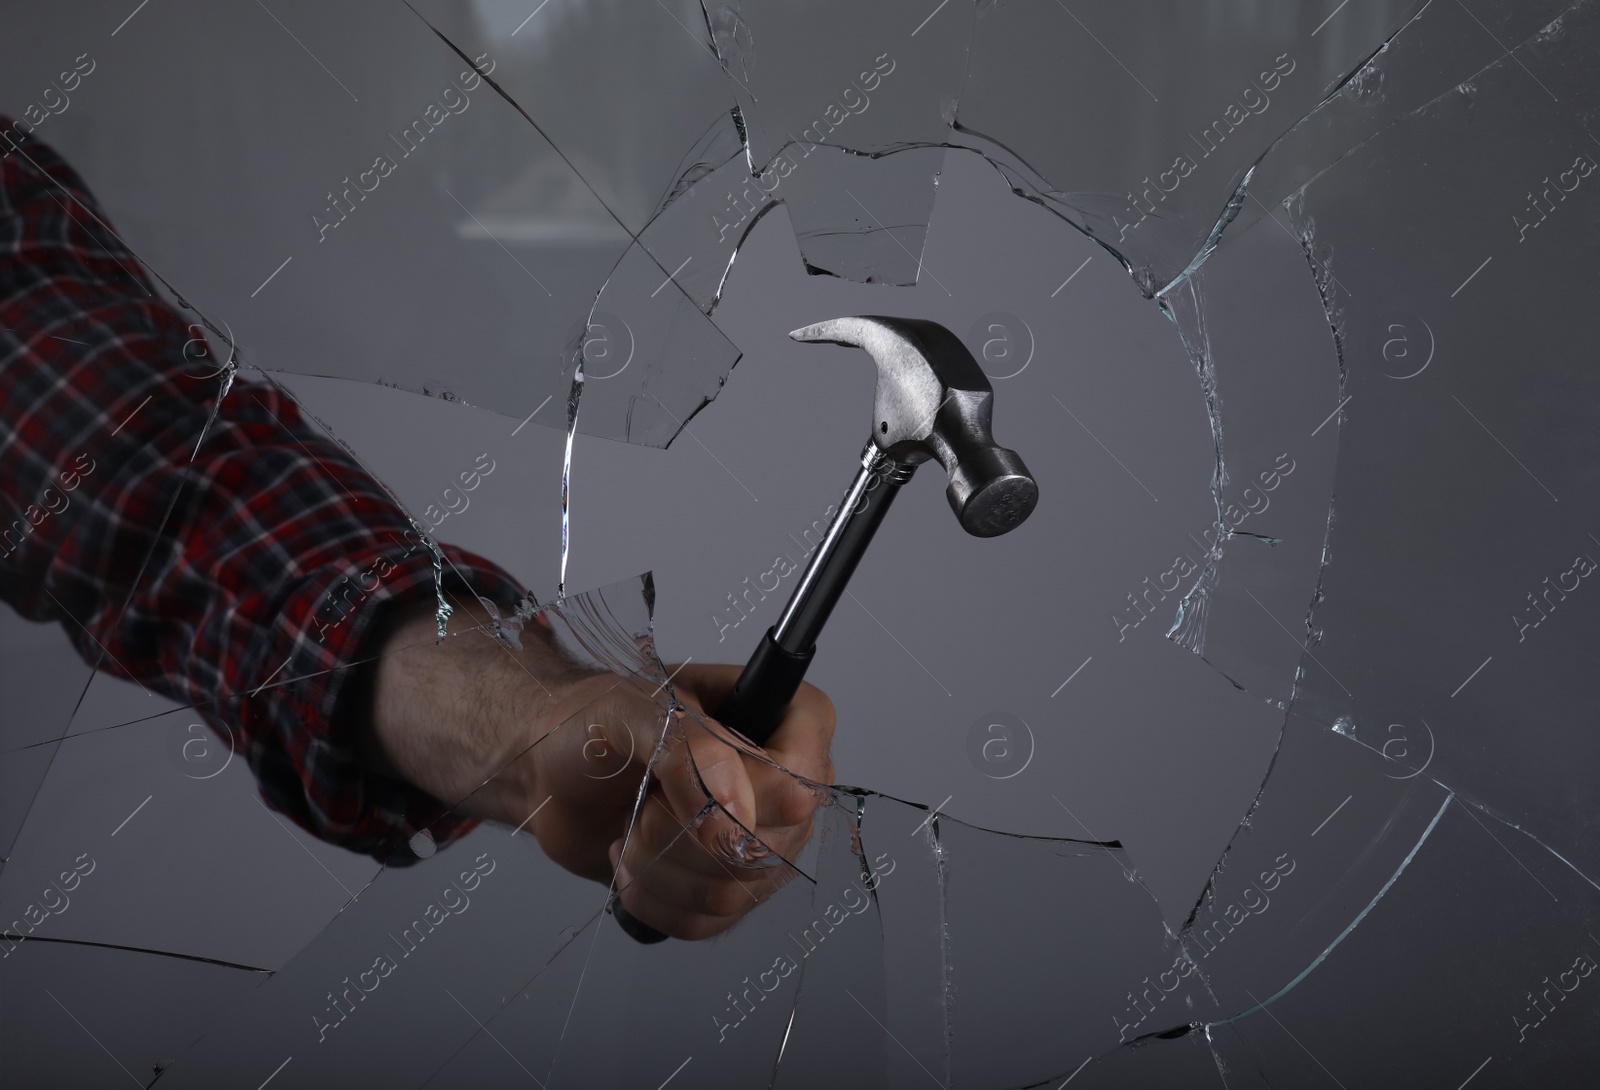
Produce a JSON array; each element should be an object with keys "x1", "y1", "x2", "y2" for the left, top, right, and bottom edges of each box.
[
  {"x1": 613, "y1": 447, "x2": 911, "y2": 945},
  {"x1": 722, "y1": 447, "x2": 912, "y2": 744},
  {"x1": 714, "y1": 630, "x2": 816, "y2": 745}
]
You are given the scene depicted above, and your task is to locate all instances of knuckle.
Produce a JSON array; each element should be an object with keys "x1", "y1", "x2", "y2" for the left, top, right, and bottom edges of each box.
[
  {"x1": 777, "y1": 787, "x2": 821, "y2": 827},
  {"x1": 796, "y1": 681, "x2": 835, "y2": 722}
]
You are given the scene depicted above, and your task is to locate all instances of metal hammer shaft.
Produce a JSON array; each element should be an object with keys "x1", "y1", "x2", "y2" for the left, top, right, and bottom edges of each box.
[{"x1": 716, "y1": 442, "x2": 916, "y2": 745}]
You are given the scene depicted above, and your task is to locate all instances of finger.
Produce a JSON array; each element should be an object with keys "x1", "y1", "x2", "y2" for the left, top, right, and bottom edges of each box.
[
  {"x1": 748, "y1": 766, "x2": 829, "y2": 834},
  {"x1": 614, "y1": 815, "x2": 802, "y2": 934},
  {"x1": 631, "y1": 849, "x2": 763, "y2": 919},
  {"x1": 760, "y1": 679, "x2": 836, "y2": 773},
  {"x1": 569, "y1": 681, "x2": 758, "y2": 876},
  {"x1": 612, "y1": 870, "x2": 737, "y2": 942},
  {"x1": 610, "y1": 824, "x2": 751, "y2": 941},
  {"x1": 664, "y1": 667, "x2": 829, "y2": 835},
  {"x1": 611, "y1": 782, "x2": 816, "y2": 942},
  {"x1": 672, "y1": 664, "x2": 835, "y2": 778},
  {"x1": 630, "y1": 790, "x2": 754, "y2": 879},
  {"x1": 660, "y1": 664, "x2": 837, "y2": 841},
  {"x1": 750, "y1": 687, "x2": 834, "y2": 829},
  {"x1": 656, "y1": 705, "x2": 758, "y2": 836},
  {"x1": 617, "y1": 792, "x2": 799, "y2": 938}
]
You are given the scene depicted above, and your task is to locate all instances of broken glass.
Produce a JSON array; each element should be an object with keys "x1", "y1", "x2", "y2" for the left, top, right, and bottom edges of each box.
[{"x1": 2, "y1": 0, "x2": 1598, "y2": 1085}]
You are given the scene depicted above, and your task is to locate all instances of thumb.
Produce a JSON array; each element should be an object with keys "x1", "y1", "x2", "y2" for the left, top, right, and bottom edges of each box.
[{"x1": 656, "y1": 704, "x2": 759, "y2": 839}]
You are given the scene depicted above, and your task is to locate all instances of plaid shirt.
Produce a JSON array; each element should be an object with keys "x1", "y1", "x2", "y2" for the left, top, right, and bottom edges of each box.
[{"x1": 0, "y1": 122, "x2": 532, "y2": 864}]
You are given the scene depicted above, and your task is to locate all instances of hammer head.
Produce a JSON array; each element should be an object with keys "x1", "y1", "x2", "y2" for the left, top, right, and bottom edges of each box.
[{"x1": 790, "y1": 315, "x2": 1039, "y2": 538}]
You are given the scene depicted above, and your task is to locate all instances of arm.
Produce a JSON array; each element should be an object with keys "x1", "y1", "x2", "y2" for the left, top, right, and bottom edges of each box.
[
  {"x1": 0, "y1": 121, "x2": 521, "y2": 860},
  {"x1": 1, "y1": 124, "x2": 837, "y2": 937}
]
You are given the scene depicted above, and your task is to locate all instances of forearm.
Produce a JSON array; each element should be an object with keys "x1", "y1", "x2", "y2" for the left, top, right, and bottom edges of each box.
[{"x1": 367, "y1": 598, "x2": 612, "y2": 827}]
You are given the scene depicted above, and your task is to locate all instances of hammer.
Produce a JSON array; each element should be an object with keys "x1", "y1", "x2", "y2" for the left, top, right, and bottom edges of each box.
[{"x1": 616, "y1": 315, "x2": 1038, "y2": 942}]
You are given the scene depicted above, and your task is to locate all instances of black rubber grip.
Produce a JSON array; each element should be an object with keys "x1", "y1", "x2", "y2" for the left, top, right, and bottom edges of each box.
[{"x1": 714, "y1": 627, "x2": 816, "y2": 747}]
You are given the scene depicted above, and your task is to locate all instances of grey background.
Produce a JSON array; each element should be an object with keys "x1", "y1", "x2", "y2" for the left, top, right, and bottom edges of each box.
[{"x1": 3, "y1": 0, "x2": 1598, "y2": 1085}]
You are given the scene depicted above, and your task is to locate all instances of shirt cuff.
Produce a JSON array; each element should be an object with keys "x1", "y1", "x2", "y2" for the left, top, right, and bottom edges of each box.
[{"x1": 241, "y1": 536, "x2": 532, "y2": 866}]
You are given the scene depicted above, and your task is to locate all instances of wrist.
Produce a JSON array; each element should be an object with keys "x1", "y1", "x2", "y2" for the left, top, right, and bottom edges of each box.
[{"x1": 366, "y1": 598, "x2": 585, "y2": 823}]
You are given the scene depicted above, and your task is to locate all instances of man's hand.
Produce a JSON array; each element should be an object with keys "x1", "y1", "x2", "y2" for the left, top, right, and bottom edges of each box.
[
  {"x1": 602, "y1": 662, "x2": 835, "y2": 940},
  {"x1": 367, "y1": 601, "x2": 835, "y2": 940}
]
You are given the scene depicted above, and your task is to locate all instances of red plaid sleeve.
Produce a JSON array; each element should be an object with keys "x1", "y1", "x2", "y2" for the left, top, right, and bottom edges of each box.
[{"x1": 0, "y1": 121, "x2": 533, "y2": 865}]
